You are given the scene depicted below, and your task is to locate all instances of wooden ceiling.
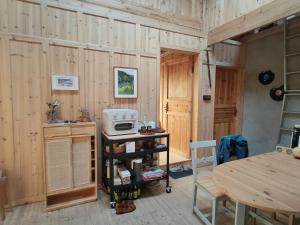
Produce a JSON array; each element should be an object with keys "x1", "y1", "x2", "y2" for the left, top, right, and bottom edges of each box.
[{"x1": 208, "y1": 0, "x2": 300, "y2": 45}]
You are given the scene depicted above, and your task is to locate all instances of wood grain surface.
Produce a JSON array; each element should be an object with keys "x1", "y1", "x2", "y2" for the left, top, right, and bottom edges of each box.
[{"x1": 213, "y1": 152, "x2": 300, "y2": 214}]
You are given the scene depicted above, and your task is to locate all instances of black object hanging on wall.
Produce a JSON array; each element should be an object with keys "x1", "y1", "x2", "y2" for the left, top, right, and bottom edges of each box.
[
  {"x1": 258, "y1": 70, "x2": 275, "y2": 85},
  {"x1": 270, "y1": 85, "x2": 284, "y2": 101}
]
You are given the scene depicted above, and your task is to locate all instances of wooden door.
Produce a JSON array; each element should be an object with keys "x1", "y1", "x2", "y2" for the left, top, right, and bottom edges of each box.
[
  {"x1": 161, "y1": 55, "x2": 193, "y2": 158},
  {"x1": 46, "y1": 138, "x2": 72, "y2": 192},
  {"x1": 214, "y1": 68, "x2": 244, "y2": 143}
]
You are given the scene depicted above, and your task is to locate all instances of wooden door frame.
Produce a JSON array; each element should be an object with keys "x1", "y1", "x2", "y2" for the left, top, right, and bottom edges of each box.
[
  {"x1": 159, "y1": 49, "x2": 200, "y2": 159},
  {"x1": 215, "y1": 65, "x2": 245, "y2": 135}
]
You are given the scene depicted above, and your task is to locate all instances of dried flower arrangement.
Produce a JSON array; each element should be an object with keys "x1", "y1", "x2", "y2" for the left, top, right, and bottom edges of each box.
[
  {"x1": 79, "y1": 108, "x2": 92, "y2": 122},
  {"x1": 46, "y1": 99, "x2": 63, "y2": 123}
]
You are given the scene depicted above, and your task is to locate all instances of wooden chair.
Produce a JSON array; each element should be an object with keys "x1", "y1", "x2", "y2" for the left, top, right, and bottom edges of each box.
[
  {"x1": 191, "y1": 140, "x2": 224, "y2": 225},
  {"x1": 0, "y1": 169, "x2": 7, "y2": 221}
]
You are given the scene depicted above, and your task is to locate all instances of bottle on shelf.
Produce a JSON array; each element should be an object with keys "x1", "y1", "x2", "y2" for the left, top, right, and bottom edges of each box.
[
  {"x1": 114, "y1": 190, "x2": 119, "y2": 202},
  {"x1": 133, "y1": 185, "x2": 138, "y2": 199},
  {"x1": 137, "y1": 186, "x2": 141, "y2": 198},
  {"x1": 143, "y1": 115, "x2": 148, "y2": 127}
]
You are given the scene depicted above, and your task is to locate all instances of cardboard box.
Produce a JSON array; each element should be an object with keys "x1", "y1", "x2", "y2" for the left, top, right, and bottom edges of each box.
[{"x1": 126, "y1": 142, "x2": 135, "y2": 153}]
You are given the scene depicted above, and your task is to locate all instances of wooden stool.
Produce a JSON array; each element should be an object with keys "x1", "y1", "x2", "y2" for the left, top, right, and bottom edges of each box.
[{"x1": 0, "y1": 174, "x2": 7, "y2": 221}]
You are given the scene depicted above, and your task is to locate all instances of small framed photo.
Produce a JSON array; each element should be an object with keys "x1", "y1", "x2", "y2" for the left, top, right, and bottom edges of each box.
[
  {"x1": 114, "y1": 67, "x2": 138, "y2": 98},
  {"x1": 52, "y1": 75, "x2": 79, "y2": 91}
]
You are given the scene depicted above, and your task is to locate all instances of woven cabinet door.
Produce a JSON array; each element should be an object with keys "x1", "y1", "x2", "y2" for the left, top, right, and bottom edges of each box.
[
  {"x1": 72, "y1": 137, "x2": 91, "y2": 187},
  {"x1": 46, "y1": 138, "x2": 73, "y2": 192}
]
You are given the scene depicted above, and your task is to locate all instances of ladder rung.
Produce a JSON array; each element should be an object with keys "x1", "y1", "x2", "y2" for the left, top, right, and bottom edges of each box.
[
  {"x1": 286, "y1": 52, "x2": 300, "y2": 57},
  {"x1": 286, "y1": 71, "x2": 300, "y2": 75},
  {"x1": 283, "y1": 111, "x2": 300, "y2": 114},
  {"x1": 284, "y1": 92, "x2": 300, "y2": 95},
  {"x1": 280, "y1": 128, "x2": 293, "y2": 132},
  {"x1": 284, "y1": 90, "x2": 300, "y2": 93},
  {"x1": 286, "y1": 33, "x2": 300, "y2": 40}
]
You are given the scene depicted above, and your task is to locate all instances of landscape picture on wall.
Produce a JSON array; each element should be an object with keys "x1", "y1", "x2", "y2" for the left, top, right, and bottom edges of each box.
[
  {"x1": 114, "y1": 67, "x2": 138, "y2": 98},
  {"x1": 51, "y1": 75, "x2": 79, "y2": 91}
]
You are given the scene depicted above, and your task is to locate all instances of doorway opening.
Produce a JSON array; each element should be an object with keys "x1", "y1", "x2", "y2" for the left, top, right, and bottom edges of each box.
[
  {"x1": 213, "y1": 67, "x2": 244, "y2": 144},
  {"x1": 159, "y1": 50, "x2": 199, "y2": 165}
]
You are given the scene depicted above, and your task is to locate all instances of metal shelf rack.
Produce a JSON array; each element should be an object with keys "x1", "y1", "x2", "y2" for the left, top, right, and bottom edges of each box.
[{"x1": 101, "y1": 132, "x2": 171, "y2": 208}]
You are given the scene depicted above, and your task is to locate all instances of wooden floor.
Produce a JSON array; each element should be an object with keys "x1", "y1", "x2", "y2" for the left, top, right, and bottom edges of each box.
[
  {"x1": 3, "y1": 167, "x2": 235, "y2": 225},
  {"x1": 159, "y1": 151, "x2": 190, "y2": 165}
]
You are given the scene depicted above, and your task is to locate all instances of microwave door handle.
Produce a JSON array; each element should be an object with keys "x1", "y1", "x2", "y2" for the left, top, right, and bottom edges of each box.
[
  {"x1": 113, "y1": 119, "x2": 136, "y2": 123},
  {"x1": 113, "y1": 121, "x2": 135, "y2": 131}
]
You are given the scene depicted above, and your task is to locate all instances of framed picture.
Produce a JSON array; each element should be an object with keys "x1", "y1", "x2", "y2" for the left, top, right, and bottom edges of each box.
[
  {"x1": 114, "y1": 67, "x2": 138, "y2": 98},
  {"x1": 52, "y1": 75, "x2": 79, "y2": 91}
]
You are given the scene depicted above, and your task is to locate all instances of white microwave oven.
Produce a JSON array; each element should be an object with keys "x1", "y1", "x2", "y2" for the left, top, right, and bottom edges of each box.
[{"x1": 102, "y1": 109, "x2": 138, "y2": 136}]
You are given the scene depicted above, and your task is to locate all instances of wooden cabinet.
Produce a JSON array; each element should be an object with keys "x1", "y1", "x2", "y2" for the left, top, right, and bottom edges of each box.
[{"x1": 43, "y1": 122, "x2": 97, "y2": 211}]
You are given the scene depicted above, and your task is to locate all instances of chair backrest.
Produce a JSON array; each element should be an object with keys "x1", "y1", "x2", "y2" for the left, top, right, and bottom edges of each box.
[{"x1": 190, "y1": 140, "x2": 217, "y2": 183}]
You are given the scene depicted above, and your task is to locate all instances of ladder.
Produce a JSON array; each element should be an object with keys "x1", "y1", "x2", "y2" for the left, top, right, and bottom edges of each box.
[{"x1": 278, "y1": 18, "x2": 300, "y2": 147}]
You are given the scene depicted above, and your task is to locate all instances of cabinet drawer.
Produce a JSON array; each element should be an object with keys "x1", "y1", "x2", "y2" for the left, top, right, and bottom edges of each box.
[
  {"x1": 71, "y1": 126, "x2": 95, "y2": 136},
  {"x1": 44, "y1": 126, "x2": 71, "y2": 138}
]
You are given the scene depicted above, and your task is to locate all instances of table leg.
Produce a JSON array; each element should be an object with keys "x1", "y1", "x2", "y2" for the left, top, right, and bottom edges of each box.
[
  {"x1": 288, "y1": 214, "x2": 295, "y2": 225},
  {"x1": 109, "y1": 155, "x2": 114, "y2": 207},
  {"x1": 166, "y1": 136, "x2": 170, "y2": 188},
  {"x1": 0, "y1": 183, "x2": 5, "y2": 221},
  {"x1": 235, "y1": 202, "x2": 246, "y2": 225}
]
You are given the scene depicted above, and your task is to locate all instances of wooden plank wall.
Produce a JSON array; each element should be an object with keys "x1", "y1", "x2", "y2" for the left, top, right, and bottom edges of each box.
[
  {"x1": 89, "y1": 0, "x2": 203, "y2": 26},
  {"x1": 125, "y1": 0, "x2": 203, "y2": 19},
  {"x1": 203, "y1": 0, "x2": 274, "y2": 32},
  {"x1": 215, "y1": 42, "x2": 245, "y2": 67},
  {"x1": 0, "y1": 0, "x2": 206, "y2": 206}
]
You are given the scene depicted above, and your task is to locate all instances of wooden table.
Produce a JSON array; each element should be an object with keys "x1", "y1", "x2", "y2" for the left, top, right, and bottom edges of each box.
[{"x1": 212, "y1": 152, "x2": 300, "y2": 225}]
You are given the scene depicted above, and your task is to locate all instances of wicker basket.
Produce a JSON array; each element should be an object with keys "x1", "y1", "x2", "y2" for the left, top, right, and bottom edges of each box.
[{"x1": 113, "y1": 144, "x2": 126, "y2": 154}]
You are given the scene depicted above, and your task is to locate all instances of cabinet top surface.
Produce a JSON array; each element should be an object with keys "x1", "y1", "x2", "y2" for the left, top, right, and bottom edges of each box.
[
  {"x1": 43, "y1": 122, "x2": 96, "y2": 128},
  {"x1": 102, "y1": 132, "x2": 169, "y2": 141}
]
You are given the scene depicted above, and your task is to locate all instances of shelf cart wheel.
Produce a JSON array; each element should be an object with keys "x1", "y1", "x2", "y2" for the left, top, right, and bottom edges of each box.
[
  {"x1": 166, "y1": 186, "x2": 172, "y2": 193},
  {"x1": 110, "y1": 202, "x2": 116, "y2": 208}
]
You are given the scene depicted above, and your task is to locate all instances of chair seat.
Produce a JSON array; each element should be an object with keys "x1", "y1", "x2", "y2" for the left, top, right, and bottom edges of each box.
[{"x1": 196, "y1": 175, "x2": 223, "y2": 198}]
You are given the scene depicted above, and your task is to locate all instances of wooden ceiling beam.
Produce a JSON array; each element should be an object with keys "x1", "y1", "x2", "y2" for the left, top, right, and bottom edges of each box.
[
  {"x1": 82, "y1": 0, "x2": 201, "y2": 30},
  {"x1": 241, "y1": 17, "x2": 300, "y2": 43},
  {"x1": 208, "y1": 0, "x2": 300, "y2": 45},
  {"x1": 51, "y1": 0, "x2": 204, "y2": 37}
]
